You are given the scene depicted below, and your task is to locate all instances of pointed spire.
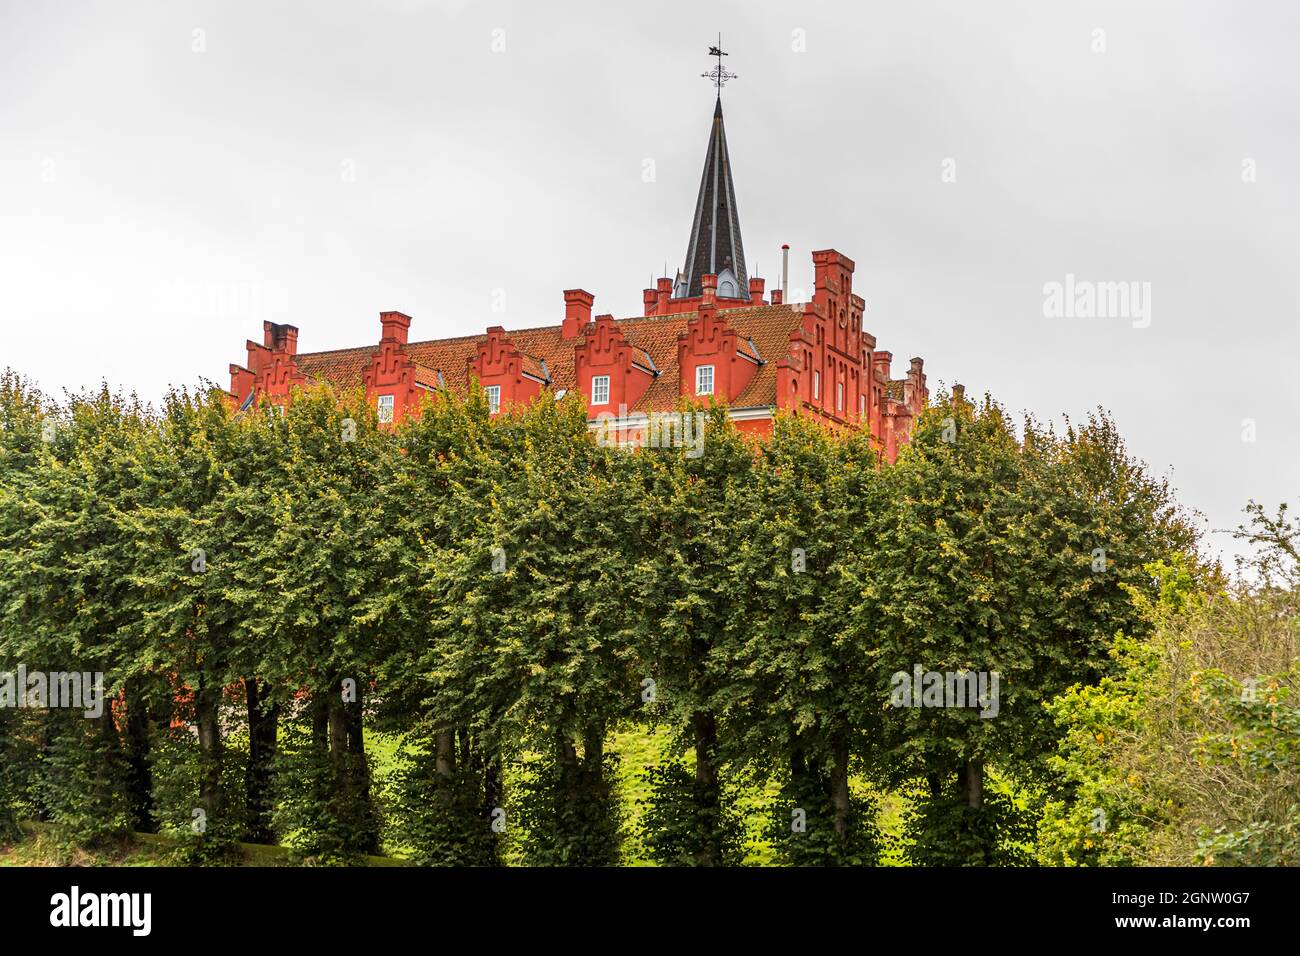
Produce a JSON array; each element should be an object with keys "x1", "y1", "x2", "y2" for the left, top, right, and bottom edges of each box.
[{"x1": 676, "y1": 96, "x2": 747, "y2": 300}]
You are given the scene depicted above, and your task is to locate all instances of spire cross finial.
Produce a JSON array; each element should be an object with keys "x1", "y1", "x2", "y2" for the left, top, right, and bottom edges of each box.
[{"x1": 702, "y1": 34, "x2": 737, "y2": 92}]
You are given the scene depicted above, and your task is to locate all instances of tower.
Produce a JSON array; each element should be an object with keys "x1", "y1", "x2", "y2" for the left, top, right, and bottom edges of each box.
[{"x1": 675, "y1": 42, "x2": 747, "y2": 300}]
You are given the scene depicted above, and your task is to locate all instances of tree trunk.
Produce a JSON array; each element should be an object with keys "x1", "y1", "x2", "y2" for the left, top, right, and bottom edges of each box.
[
  {"x1": 691, "y1": 710, "x2": 722, "y2": 866},
  {"x1": 830, "y1": 733, "x2": 851, "y2": 839},
  {"x1": 435, "y1": 729, "x2": 456, "y2": 778},
  {"x1": 123, "y1": 679, "x2": 156, "y2": 833},
  {"x1": 327, "y1": 680, "x2": 378, "y2": 854},
  {"x1": 556, "y1": 730, "x2": 580, "y2": 806},
  {"x1": 482, "y1": 750, "x2": 503, "y2": 863},
  {"x1": 310, "y1": 693, "x2": 329, "y2": 752},
  {"x1": 958, "y1": 757, "x2": 984, "y2": 809},
  {"x1": 194, "y1": 676, "x2": 224, "y2": 828},
  {"x1": 244, "y1": 678, "x2": 278, "y2": 844},
  {"x1": 582, "y1": 725, "x2": 604, "y2": 778}
]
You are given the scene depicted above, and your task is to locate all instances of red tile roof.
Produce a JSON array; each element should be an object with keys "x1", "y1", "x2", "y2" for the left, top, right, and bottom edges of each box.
[{"x1": 290, "y1": 303, "x2": 811, "y2": 413}]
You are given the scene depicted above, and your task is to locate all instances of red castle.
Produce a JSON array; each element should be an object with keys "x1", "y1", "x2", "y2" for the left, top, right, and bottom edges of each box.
[{"x1": 225, "y1": 91, "x2": 932, "y2": 462}]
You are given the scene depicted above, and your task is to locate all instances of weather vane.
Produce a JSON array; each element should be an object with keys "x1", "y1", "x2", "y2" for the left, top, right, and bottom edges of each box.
[{"x1": 702, "y1": 34, "x2": 737, "y2": 91}]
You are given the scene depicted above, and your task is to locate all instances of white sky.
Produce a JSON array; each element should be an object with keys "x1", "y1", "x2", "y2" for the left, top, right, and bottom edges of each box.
[{"x1": 2, "y1": 0, "x2": 1297, "y2": 567}]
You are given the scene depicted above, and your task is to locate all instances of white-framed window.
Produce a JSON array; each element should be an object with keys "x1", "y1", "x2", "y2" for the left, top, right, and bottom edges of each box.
[
  {"x1": 377, "y1": 394, "x2": 394, "y2": 424},
  {"x1": 696, "y1": 364, "x2": 714, "y2": 396},
  {"x1": 813, "y1": 370, "x2": 820, "y2": 400},
  {"x1": 836, "y1": 382, "x2": 844, "y2": 411},
  {"x1": 591, "y1": 375, "x2": 610, "y2": 406},
  {"x1": 485, "y1": 385, "x2": 501, "y2": 414}
]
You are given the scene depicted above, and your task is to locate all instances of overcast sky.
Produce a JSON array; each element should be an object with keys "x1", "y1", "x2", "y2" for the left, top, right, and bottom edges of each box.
[{"x1": 2, "y1": 0, "x2": 1297, "y2": 566}]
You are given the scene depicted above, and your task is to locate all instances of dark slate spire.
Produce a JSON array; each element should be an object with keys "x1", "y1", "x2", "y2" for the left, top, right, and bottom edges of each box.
[{"x1": 676, "y1": 95, "x2": 747, "y2": 300}]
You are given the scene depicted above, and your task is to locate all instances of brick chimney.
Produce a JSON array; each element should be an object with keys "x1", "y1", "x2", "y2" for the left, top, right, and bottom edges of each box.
[
  {"x1": 873, "y1": 350, "x2": 893, "y2": 386},
  {"x1": 643, "y1": 288, "x2": 658, "y2": 316},
  {"x1": 749, "y1": 277, "x2": 765, "y2": 305},
  {"x1": 770, "y1": 288, "x2": 784, "y2": 305},
  {"x1": 701, "y1": 273, "x2": 717, "y2": 308},
  {"x1": 953, "y1": 383, "x2": 966, "y2": 403},
  {"x1": 563, "y1": 289, "x2": 594, "y2": 340},
  {"x1": 380, "y1": 310, "x2": 411, "y2": 346},
  {"x1": 656, "y1": 277, "x2": 672, "y2": 314},
  {"x1": 263, "y1": 321, "x2": 298, "y2": 356}
]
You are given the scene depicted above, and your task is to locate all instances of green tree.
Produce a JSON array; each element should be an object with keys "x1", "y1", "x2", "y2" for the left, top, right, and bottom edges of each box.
[
  {"x1": 633, "y1": 402, "x2": 752, "y2": 866},
  {"x1": 261, "y1": 386, "x2": 391, "y2": 861},
  {"x1": 720, "y1": 413, "x2": 883, "y2": 865},
  {"x1": 0, "y1": 385, "x2": 148, "y2": 847}
]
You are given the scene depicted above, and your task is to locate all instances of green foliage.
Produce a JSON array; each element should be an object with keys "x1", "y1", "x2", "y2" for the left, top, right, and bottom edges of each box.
[
  {"x1": 38, "y1": 711, "x2": 135, "y2": 850},
  {"x1": 638, "y1": 758, "x2": 744, "y2": 866},
  {"x1": 147, "y1": 725, "x2": 247, "y2": 863},
  {"x1": 0, "y1": 366, "x2": 1228, "y2": 868},
  {"x1": 389, "y1": 745, "x2": 500, "y2": 866},
  {"x1": 902, "y1": 781, "x2": 1035, "y2": 867},
  {"x1": 510, "y1": 745, "x2": 624, "y2": 866},
  {"x1": 271, "y1": 711, "x2": 381, "y2": 865},
  {"x1": 1039, "y1": 527, "x2": 1299, "y2": 866},
  {"x1": 765, "y1": 761, "x2": 881, "y2": 867}
]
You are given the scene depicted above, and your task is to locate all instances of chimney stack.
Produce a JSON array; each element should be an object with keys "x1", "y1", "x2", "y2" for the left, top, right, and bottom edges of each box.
[
  {"x1": 770, "y1": 288, "x2": 784, "y2": 305},
  {"x1": 643, "y1": 288, "x2": 658, "y2": 316},
  {"x1": 701, "y1": 273, "x2": 718, "y2": 308},
  {"x1": 263, "y1": 321, "x2": 299, "y2": 356},
  {"x1": 379, "y1": 311, "x2": 411, "y2": 346},
  {"x1": 781, "y1": 244, "x2": 790, "y2": 303},
  {"x1": 748, "y1": 276, "x2": 765, "y2": 305},
  {"x1": 656, "y1": 277, "x2": 672, "y2": 313},
  {"x1": 873, "y1": 350, "x2": 893, "y2": 386},
  {"x1": 562, "y1": 289, "x2": 594, "y2": 340}
]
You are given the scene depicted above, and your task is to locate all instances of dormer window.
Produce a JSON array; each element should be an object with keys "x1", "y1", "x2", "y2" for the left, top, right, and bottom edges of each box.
[
  {"x1": 485, "y1": 385, "x2": 501, "y2": 414},
  {"x1": 591, "y1": 375, "x2": 610, "y2": 406},
  {"x1": 695, "y1": 364, "x2": 714, "y2": 396},
  {"x1": 377, "y1": 394, "x2": 394, "y2": 423}
]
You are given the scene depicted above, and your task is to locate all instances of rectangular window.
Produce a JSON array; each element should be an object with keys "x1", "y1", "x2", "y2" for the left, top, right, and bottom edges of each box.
[
  {"x1": 696, "y1": 364, "x2": 714, "y2": 396},
  {"x1": 485, "y1": 385, "x2": 501, "y2": 414},
  {"x1": 591, "y1": 375, "x2": 610, "y2": 406},
  {"x1": 377, "y1": 394, "x2": 395, "y2": 424},
  {"x1": 837, "y1": 382, "x2": 844, "y2": 411},
  {"x1": 813, "y1": 371, "x2": 820, "y2": 400},
  {"x1": 860, "y1": 394, "x2": 867, "y2": 418}
]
